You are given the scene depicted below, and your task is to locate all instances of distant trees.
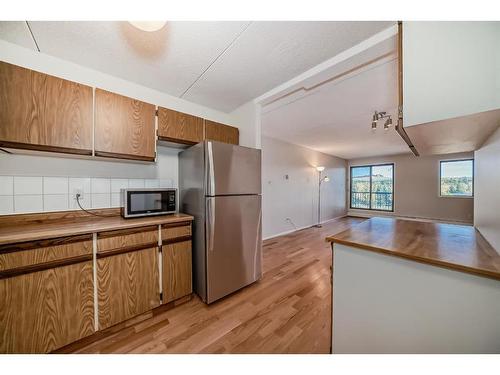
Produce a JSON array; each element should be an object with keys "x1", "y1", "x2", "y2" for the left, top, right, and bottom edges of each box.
[{"x1": 441, "y1": 177, "x2": 473, "y2": 196}]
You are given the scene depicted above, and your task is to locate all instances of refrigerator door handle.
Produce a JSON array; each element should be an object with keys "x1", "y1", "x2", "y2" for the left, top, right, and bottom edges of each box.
[
  {"x1": 207, "y1": 141, "x2": 215, "y2": 196},
  {"x1": 206, "y1": 197, "x2": 216, "y2": 253}
]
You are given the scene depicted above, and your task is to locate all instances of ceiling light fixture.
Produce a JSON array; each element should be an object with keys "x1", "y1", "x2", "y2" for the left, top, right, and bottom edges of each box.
[
  {"x1": 316, "y1": 166, "x2": 325, "y2": 172},
  {"x1": 371, "y1": 111, "x2": 393, "y2": 131},
  {"x1": 128, "y1": 21, "x2": 167, "y2": 32},
  {"x1": 384, "y1": 117, "x2": 393, "y2": 130}
]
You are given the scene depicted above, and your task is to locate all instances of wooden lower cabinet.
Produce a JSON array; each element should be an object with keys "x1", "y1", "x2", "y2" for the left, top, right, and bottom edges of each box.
[
  {"x1": 0, "y1": 260, "x2": 94, "y2": 353},
  {"x1": 162, "y1": 240, "x2": 192, "y2": 304},
  {"x1": 97, "y1": 247, "x2": 160, "y2": 330}
]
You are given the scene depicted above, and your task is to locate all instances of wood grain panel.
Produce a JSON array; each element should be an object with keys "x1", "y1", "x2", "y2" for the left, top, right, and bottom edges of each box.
[
  {"x1": 204, "y1": 120, "x2": 239, "y2": 145},
  {"x1": 162, "y1": 240, "x2": 192, "y2": 303},
  {"x1": 0, "y1": 261, "x2": 94, "y2": 353},
  {"x1": 0, "y1": 212, "x2": 193, "y2": 246},
  {"x1": 327, "y1": 217, "x2": 500, "y2": 281},
  {"x1": 161, "y1": 223, "x2": 191, "y2": 240},
  {"x1": 0, "y1": 61, "x2": 93, "y2": 154},
  {"x1": 97, "y1": 226, "x2": 158, "y2": 253},
  {"x1": 157, "y1": 107, "x2": 204, "y2": 145},
  {"x1": 0, "y1": 236, "x2": 92, "y2": 270},
  {"x1": 94, "y1": 88, "x2": 156, "y2": 160},
  {"x1": 97, "y1": 247, "x2": 160, "y2": 330}
]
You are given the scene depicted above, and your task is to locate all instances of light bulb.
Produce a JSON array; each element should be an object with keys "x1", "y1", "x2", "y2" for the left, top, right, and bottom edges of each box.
[
  {"x1": 324, "y1": 176, "x2": 330, "y2": 182},
  {"x1": 129, "y1": 21, "x2": 167, "y2": 32},
  {"x1": 316, "y1": 166, "x2": 325, "y2": 172}
]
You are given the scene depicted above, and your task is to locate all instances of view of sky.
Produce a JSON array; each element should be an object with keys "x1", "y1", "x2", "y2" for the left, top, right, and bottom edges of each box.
[
  {"x1": 441, "y1": 160, "x2": 473, "y2": 178},
  {"x1": 352, "y1": 165, "x2": 393, "y2": 178}
]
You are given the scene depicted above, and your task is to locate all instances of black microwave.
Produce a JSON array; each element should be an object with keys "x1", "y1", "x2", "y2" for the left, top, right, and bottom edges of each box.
[{"x1": 121, "y1": 188, "x2": 177, "y2": 218}]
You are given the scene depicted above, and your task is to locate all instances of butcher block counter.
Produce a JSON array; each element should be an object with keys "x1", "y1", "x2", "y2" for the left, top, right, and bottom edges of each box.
[
  {"x1": 326, "y1": 217, "x2": 500, "y2": 281},
  {"x1": 0, "y1": 209, "x2": 193, "y2": 245},
  {"x1": 0, "y1": 209, "x2": 194, "y2": 353},
  {"x1": 326, "y1": 217, "x2": 500, "y2": 354}
]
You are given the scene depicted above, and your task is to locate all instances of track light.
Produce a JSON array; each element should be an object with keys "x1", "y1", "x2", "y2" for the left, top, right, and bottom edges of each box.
[
  {"x1": 384, "y1": 117, "x2": 392, "y2": 130},
  {"x1": 371, "y1": 111, "x2": 393, "y2": 132}
]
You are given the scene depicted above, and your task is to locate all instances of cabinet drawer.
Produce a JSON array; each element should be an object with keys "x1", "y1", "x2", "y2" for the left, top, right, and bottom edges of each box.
[
  {"x1": 97, "y1": 226, "x2": 158, "y2": 253},
  {"x1": 0, "y1": 259, "x2": 94, "y2": 353},
  {"x1": 0, "y1": 234, "x2": 92, "y2": 271},
  {"x1": 161, "y1": 222, "x2": 191, "y2": 243}
]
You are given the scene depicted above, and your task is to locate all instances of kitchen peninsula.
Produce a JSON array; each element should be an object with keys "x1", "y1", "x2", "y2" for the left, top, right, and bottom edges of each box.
[{"x1": 327, "y1": 217, "x2": 500, "y2": 354}]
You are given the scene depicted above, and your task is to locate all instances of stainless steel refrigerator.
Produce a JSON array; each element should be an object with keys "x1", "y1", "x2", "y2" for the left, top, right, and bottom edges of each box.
[{"x1": 178, "y1": 140, "x2": 262, "y2": 304}]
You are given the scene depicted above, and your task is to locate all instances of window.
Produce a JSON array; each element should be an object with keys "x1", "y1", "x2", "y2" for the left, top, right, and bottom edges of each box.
[
  {"x1": 350, "y1": 164, "x2": 394, "y2": 211},
  {"x1": 440, "y1": 159, "x2": 474, "y2": 197}
]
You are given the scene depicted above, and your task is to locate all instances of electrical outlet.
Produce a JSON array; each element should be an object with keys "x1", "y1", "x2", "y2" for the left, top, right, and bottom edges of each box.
[{"x1": 73, "y1": 189, "x2": 84, "y2": 200}]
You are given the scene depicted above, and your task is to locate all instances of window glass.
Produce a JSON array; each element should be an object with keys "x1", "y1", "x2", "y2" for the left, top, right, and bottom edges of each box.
[
  {"x1": 350, "y1": 164, "x2": 394, "y2": 211},
  {"x1": 440, "y1": 160, "x2": 474, "y2": 197}
]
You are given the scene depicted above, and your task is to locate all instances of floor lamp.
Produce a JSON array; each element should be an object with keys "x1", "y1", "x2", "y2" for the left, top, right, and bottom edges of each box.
[{"x1": 314, "y1": 166, "x2": 330, "y2": 228}]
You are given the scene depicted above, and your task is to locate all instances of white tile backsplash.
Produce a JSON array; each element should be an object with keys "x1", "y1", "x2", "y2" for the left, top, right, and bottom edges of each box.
[
  {"x1": 128, "y1": 179, "x2": 145, "y2": 188},
  {"x1": 0, "y1": 196, "x2": 14, "y2": 214},
  {"x1": 159, "y1": 178, "x2": 174, "y2": 188},
  {"x1": 14, "y1": 176, "x2": 43, "y2": 195},
  {"x1": 111, "y1": 193, "x2": 122, "y2": 208},
  {"x1": 145, "y1": 179, "x2": 160, "y2": 188},
  {"x1": 70, "y1": 193, "x2": 91, "y2": 210},
  {"x1": 14, "y1": 195, "x2": 43, "y2": 214},
  {"x1": 92, "y1": 193, "x2": 111, "y2": 209},
  {"x1": 43, "y1": 177, "x2": 69, "y2": 195},
  {"x1": 1, "y1": 176, "x2": 169, "y2": 214},
  {"x1": 91, "y1": 178, "x2": 111, "y2": 194},
  {"x1": 44, "y1": 194, "x2": 69, "y2": 212},
  {"x1": 111, "y1": 178, "x2": 129, "y2": 193},
  {"x1": 0, "y1": 176, "x2": 14, "y2": 195}
]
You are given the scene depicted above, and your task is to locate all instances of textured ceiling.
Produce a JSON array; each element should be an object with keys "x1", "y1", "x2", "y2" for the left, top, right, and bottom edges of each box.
[
  {"x1": 261, "y1": 56, "x2": 410, "y2": 160},
  {"x1": 0, "y1": 21, "x2": 395, "y2": 113}
]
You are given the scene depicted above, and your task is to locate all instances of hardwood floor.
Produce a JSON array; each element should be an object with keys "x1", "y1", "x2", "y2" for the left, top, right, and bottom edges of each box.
[{"x1": 58, "y1": 216, "x2": 365, "y2": 354}]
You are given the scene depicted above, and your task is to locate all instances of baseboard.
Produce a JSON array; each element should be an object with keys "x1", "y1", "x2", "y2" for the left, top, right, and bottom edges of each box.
[
  {"x1": 346, "y1": 210, "x2": 473, "y2": 226},
  {"x1": 263, "y1": 214, "x2": 348, "y2": 240}
]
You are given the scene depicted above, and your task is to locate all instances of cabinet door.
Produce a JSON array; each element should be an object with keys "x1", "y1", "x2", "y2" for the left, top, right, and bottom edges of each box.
[
  {"x1": 162, "y1": 240, "x2": 192, "y2": 303},
  {"x1": 0, "y1": 235, "x2": 94, "y2": 353},
  {"x1": 0, "y1": 61, "x2": 93, "y2": 155},
  {"x1": 157, "y1": 107, "x2": 204, "y2": 145},
  {"x1": 96, "y1": 227, "x2": 160, "y2": 330},
  {"x1": 94, "y1": 88, "x2": 156, "y2": 161},
  {"x1": 204, "y1": 120, "x2": 239, "y2": 145}
]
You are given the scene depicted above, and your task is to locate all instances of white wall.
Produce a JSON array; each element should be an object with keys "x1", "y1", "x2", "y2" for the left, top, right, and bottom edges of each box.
[
  {"x1": 231, "y1": 101, "x2": 262, "y2": 149},
  {"x1": 474, "y1": 127, "x2": 500, "y2": 250},
  {"x1": 262, "y1": 136, "x2": 347, "y2": 239},
  {"x1": 348, "y1": 152, "x2": 474, "y2": 224},
  {"x1": 403, "y1": 22, "x2": 500, "y2": 127},
  {"x1": 333, "y1": 244, "x2": 500, "y2": 353}
]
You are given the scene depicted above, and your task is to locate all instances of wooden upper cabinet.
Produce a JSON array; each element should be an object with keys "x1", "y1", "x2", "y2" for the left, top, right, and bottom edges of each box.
[
  {"x1": 204, "y1": 120, "x2": 239, "y2": 145},
  {"x1": 94, "y1": 89, "x2": 156, "y2": 161},
  {"x1": 0, "y1": 61, "x2": 93, "y2": 155},
  {"x1": 157, "y1": 107, "x2": 204, "y2": 145}
]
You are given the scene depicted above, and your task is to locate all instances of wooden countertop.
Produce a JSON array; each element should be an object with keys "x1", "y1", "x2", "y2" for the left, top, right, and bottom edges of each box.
[
  {"x1": 0, "y1": 212, "x2": 193, "y2": 245},
  {"x1": 326, "y1": 217, "x2": 500, "y2": 281}
]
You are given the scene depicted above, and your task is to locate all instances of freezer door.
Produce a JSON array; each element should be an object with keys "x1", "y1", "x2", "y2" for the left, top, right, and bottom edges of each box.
[
  {"x1": 205, "y1": 141, "x2": 261, "y2": 196},
  {"x1": 206, "y1": 195, "x2": 262, "y2": 303}
]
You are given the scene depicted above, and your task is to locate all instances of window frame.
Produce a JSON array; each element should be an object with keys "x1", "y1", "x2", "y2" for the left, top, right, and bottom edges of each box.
[
  {"x1": 349, "y1": 163, "x2": 395, "y2": 212},
  {"x1": 439, "y1": 159, "x2": 474, "y2": 198}
]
